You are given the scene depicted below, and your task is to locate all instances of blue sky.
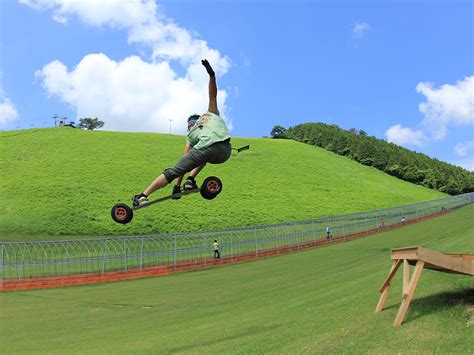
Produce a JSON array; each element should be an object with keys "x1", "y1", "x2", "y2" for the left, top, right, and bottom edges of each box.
[{"x1": 1, "y1": 0, "x2": 473, "y2": 170}]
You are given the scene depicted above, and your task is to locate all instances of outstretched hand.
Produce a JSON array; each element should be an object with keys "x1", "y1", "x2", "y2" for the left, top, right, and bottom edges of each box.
[{"x1": 201, "y1": 59, "x2": 215, "y2": 77}]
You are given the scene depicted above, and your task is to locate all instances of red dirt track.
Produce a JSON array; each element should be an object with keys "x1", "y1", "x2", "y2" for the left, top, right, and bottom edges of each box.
[{"x1": 0, "y1": 210, "x2": 451, "y2": 291}]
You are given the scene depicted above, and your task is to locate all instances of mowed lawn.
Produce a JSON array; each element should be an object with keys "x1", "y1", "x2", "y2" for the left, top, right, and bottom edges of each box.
[
  {"x1": 1, "y1": 205, "x2": 473, "y2": 354},
  {"x1": 0, "y1": 128, "x2": 445, "y2": 239}
]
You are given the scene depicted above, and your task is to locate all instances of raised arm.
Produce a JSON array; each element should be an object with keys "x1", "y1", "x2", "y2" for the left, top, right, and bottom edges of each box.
[{"x1": 201, "y1": 59, "x2": 219, "y2": 115}]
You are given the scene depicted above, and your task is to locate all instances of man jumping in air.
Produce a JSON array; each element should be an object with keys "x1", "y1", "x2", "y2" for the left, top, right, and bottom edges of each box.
[{"x1": 132, "y1": 60, "x2": 231, "y2": 207}]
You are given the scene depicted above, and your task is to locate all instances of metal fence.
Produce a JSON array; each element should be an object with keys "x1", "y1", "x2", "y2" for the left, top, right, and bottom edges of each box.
[{"x1": 1, "y1": 193, "x2": 473, "y2": 285}]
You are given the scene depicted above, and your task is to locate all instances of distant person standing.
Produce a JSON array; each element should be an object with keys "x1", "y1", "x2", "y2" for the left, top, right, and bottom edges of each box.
[
  {"x1": 326, "y1": 225, "x2": 331, "y2": 240},
  {"x1": 401, "y1": 217, "x2": 406, "y2": 224},
  {"x1": 380, "y1": 217, "x2": 385, "y2": 228},
  {"x1": 212, "y1": 239, "x2": 220, "y2": 259}
]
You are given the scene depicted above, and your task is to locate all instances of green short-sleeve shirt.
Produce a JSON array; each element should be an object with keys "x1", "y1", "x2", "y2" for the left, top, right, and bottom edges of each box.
[{"x1": 186, "y1": 112, "x2": 230, "y2": 150}]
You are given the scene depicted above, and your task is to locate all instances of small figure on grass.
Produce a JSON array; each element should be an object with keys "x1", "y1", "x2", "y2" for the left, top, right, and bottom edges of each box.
[{"x1": 213, "y1": 239, "x2": 221, "y2": 259}]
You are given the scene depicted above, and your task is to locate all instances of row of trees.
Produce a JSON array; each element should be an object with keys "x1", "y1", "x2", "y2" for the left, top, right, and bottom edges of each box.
[{"x1": 271, "y1": 123, "x2": 474, "y2": 195}]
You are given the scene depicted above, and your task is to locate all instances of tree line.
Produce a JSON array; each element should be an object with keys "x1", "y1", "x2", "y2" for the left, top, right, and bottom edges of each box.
[{"x1": 271, "y1": 123, "x2": 474, "y2": 195}]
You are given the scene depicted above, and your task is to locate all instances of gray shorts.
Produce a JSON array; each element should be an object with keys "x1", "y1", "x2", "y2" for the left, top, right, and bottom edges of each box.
[{"x1": 163, "y1": 139, "x2": 232, "y2": 183}]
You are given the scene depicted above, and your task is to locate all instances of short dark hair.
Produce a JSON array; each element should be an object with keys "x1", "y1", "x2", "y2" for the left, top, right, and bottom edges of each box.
[{"x1": 188, "y1": 114, "x2": 200, "y2": 122}]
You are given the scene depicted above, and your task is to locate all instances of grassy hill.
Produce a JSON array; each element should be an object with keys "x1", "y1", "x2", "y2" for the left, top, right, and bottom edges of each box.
[
  {"x1": 1, "y1": 204, "x2": 472, "y2": 353},
  {"x1": 0, "y1": 127, "x2": 445, "y2": 239}
]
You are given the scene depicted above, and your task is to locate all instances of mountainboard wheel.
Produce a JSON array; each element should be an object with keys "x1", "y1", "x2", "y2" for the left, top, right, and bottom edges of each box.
[
  {"x1": 200, "y1": 176, "x2": 223, "y2": 200},
  {"x1": 111, "y1": 203, "x2": 133, "y2": 224}
]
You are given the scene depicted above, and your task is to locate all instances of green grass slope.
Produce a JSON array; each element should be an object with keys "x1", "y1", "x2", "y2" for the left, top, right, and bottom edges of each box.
[
  {"x1": 1, "y1": 204, "x2": 472, "y2": 353},
  {"x1": 0, "y1": 128, "x2": 445, "y2": 239}
]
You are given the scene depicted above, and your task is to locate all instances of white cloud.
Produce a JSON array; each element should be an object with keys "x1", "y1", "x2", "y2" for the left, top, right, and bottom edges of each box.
[
  {"x1": 385, "y1": 76, "x2": 474, "y2": 150},
  {"x1": 454, "y1": 141, "x2": 474, "y2": 157},
  {"x1": 417, "y1": 76, "x2": 474, "y2": 140},
  {"x1": 52, "y1": 14, "x2": 67, "y2": 24},
  {"x1": 0, "y1": 88, "x2": 19, "y2": 126},
  {"x1": 22, "y1": 0, "x2": 232, "y2": 133},
  {"x1": 385, "y1": 124, "x2": 426, "y2": 147},
  {"x1": 452, "y1": 158, "x2": 474, "y2": 172},
  {"x1": 21, "y1": 0, "x2": 230, "y2": 75},
  {"x1": 352, "y1": 22, "x2": 370, "y2": 40},
  {"x1": 36, "y1": 54, "x2": 231, "y2": 133},
  {"x1": 20, "y1": 0, "x2": 157, "y2": 28}
]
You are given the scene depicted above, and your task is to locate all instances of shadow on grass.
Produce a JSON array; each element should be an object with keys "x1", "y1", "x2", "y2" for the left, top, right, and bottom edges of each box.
[
  {"x1": 166, "y1": 323, "x2": 282, "y2": 353},
  {"x1": 390, "y1": 287, "x2": 473, "y2": 324}
]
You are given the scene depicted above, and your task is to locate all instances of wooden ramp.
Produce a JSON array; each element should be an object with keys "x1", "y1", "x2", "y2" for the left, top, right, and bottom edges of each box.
[{"x1": 375, "y1": 246, "x2": 473, "y2": 326}]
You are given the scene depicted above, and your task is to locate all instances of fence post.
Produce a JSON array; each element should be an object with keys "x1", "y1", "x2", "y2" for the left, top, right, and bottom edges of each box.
[
  {"x1": 203, "y1": 235, "x2": 207, "y2": 267},
  {"x1": 173, "y1": 236, "x2": 177, "y2": 270},
  {"x1": 61, "y1": 244, "x2": 65, "y2": 279},
  {"x1": 296, "y1": 224, "x2": 300, "y2": 250},
  {"x1": 0, "y1": 244, "x2": 3, "y2": 288},
  {"x1": 123, "y1": 239, "x2": 128, "y2": 272},
  {"x1": 20, "y1": 245, "x2": 25, "y2": 280},
  {"x1": 255, "y1": 227, "x2": 258, "y2": 257},
  {"x1": 140, "y1": 238, "x2": 144, "y2": 273},
  {"x1": 286, "y1": 224, "x2": 292, "y2": 249},
  {"x1": 102, "y1": 240, "x2": 108, "y2": 277}
]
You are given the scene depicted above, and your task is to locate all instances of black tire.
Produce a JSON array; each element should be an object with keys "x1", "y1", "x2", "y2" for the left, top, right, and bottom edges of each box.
[
  {"x1": 111, "y1": 203, "x2": 133, "y2": 224},
  {"x1": 200, "y1": 176, "x2": 223, "y2": 200}
]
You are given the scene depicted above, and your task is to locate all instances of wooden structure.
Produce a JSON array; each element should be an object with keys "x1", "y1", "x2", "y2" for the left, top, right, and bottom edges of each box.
[{"x1": 375, "y1": 246, "x2": 473, "y2": 326}]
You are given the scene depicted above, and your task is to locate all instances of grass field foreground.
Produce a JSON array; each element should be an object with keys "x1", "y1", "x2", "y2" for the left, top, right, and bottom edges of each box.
[{"x1": 1, "y1": 204, "x2": 472, "y2": 353}]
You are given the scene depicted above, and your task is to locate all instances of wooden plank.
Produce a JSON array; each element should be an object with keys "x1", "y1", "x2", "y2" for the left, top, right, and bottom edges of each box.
[
  {"x1": 379, "y1": 259, "x2": 402, "y2": 292},
  {"x1": 375, "y1": 260, "x2": 402, "y2": 313},
  {"x1": 391, "y1": 247, "x2": 419, "y2": 261},
  {"x1": 446, "y1": 254, "x2": 474, "y2": 262},
  {"x1": 418, "y1": 248, "x2": 473, "y2": 276},
  {"x1": 403, "y1": 259, "x2": 410, "y2": 296},
  {"x1": 391, "y1": 247, "x2": 473, "y2": 276},
  {"x1": 394, "y1": 261, "x2": 425, "y2": 326}
]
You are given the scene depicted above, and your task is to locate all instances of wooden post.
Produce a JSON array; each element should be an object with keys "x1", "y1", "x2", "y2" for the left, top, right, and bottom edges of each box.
[
  {"x1": 375, "y1": 259, "x2": 402, "y2": 313},
  {"x1": 403, "y1": 259, "x2": 410, "y2": 296},
  {"x1": 394, "y1": 261, "x2": 425, "y2": 326}
]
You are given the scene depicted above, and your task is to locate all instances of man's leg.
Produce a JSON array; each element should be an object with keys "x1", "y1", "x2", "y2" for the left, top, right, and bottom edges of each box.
[
  {"x1": 143, "y1": 174, "x2": 169, "y2": 196},
  {"x1": 189, "y1": 164, "x2": 206, "y2": 178},
  {"x1": 152, "y1": 148, "x2": 205, "y2": 195}
]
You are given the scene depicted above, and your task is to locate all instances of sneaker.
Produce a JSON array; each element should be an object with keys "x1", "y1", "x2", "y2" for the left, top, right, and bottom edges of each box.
[
  {"x1": 183, "y1": 176, "x2": 198, "y2": 191},
  {"x1": 132, "y1": 193, "x2": 148, "y2": 207},
  {"x1": 171, "y1": 185, "x2": 182, "y2": 200}
]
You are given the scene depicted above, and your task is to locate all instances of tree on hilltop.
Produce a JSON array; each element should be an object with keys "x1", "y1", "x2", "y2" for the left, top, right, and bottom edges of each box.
[
  {"x1": 78, "y1": 117, "x2": 104, "y2": 131},
  {"x1": 270, "y1": 125, "x2": 287, "y2": 139}
]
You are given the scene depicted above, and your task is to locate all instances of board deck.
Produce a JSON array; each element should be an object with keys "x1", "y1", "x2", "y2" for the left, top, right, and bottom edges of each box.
[{"x1": 133, "y1": 188, "x2": 200, "y2": 210}]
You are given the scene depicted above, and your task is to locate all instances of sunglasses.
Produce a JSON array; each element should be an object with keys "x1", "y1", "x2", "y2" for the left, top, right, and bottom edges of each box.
[{"x1": 188, "y1": 119, "x2": 198, "y2": 130}]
